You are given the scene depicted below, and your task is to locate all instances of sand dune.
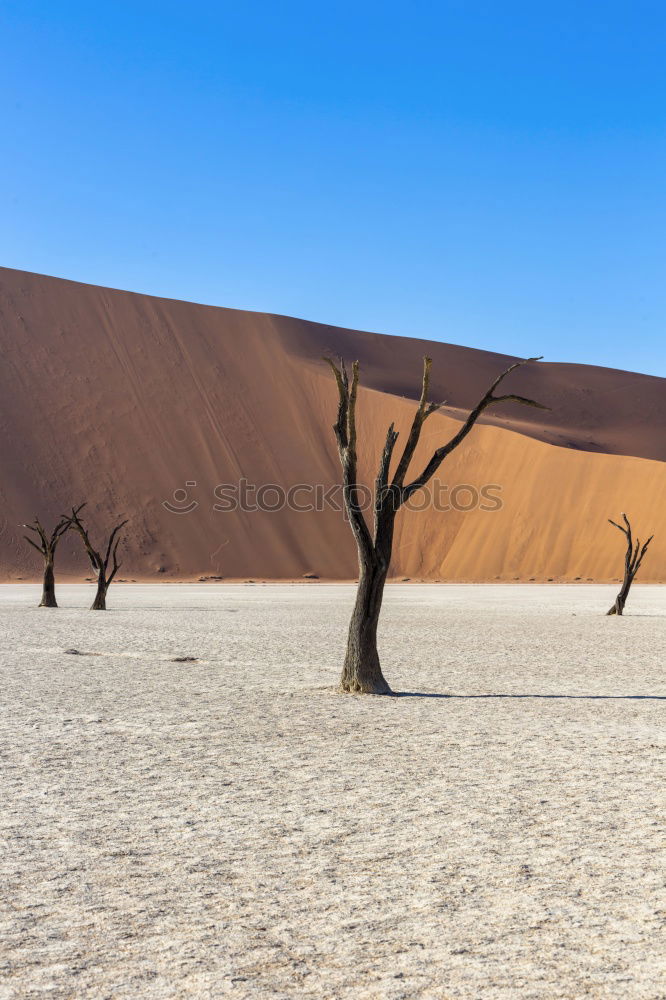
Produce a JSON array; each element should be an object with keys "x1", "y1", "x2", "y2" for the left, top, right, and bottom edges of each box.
[{"x1": 1, "y1": 266, "x2": 665, "y2": 581}]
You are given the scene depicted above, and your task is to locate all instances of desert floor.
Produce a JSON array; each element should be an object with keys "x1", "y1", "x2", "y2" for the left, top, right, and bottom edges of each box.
[{"x1": 1, "y1": 583, "x2": 664, "y2": 999}]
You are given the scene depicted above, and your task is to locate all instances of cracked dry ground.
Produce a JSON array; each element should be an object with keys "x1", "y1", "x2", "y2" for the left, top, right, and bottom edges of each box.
[{"x1": 1, "y1": 583, "x2": 664, "y2": 998}]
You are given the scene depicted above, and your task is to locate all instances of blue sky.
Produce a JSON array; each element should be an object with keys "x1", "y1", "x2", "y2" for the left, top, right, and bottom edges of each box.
[{"x1": 2, "y1": 1, "x2": 665, "y2": 374}]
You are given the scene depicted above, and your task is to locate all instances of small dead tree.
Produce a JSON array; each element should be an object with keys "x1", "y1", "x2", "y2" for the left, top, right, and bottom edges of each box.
[
  {"x1": 67, "y1": 505, "x2": 128, "y2": 610},
  {"x1": 606, "y1": 513, "x2": 653, "y2": 616},
  {"x1": 21, "y1": 513, "x2": 74, "y2": 607},
  {"x1": 326, "y1": 354, "x2": 546, "y2": 694}
]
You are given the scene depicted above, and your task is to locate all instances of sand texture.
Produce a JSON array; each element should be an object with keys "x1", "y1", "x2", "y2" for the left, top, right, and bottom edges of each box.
[
  {"x1": 1, "y1": 583, "x2": 664, "y2": 998},
  {"x1": 2, "y1": 267, "x2": 666, "y2": 582}
]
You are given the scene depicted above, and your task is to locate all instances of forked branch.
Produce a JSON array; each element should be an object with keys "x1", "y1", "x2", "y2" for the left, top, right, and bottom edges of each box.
[
  {"x1": 390, "y1": 358, "x2": 442, "y2": 488},
  {"x1": 22, "y1": 514, "x2": 71, "y2": 557}
]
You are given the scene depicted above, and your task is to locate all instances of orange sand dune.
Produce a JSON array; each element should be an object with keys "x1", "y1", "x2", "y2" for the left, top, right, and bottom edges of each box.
[{"x1": 1, "y1": 266, "x2": 664, "y2": 582}]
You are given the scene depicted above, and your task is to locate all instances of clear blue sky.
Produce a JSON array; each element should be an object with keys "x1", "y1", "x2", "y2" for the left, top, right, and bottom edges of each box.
[{"x1": 2, "y1": 1, "x2": 665, "y2": 374}]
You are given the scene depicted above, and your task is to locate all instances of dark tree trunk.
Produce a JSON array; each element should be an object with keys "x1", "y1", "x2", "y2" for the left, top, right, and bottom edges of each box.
[
  {"x1": 39, "y1": 560, "x2": 57, "y2": 608},
  {"x1": 22, "y1": 516, "x2": 72, "y2": 608},
  {"x1": 606, "y1": 514, "x2": 654, "y2": 616},
  {"x1": 341, "y1": 559, "x2": 392, "y2": 693},
  {"x1": 607, "y1": 584, "x2": 629, "y2": 616},
  {"x1": 91, "y1": 579, "x2": 108, "y2": 610}
]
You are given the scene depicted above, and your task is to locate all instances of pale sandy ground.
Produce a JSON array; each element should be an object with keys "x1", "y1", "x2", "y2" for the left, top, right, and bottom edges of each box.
[{"x1": 1, "y1": 583, "x2": 664, "y2": 1000}]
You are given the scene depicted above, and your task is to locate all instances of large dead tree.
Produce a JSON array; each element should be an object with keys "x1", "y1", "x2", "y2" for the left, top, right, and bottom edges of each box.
[
  {"x1": 326, "y1": 354, "x2": 546, "y2": 694},
  {"x1": 21, "y1": 513, "x2": 74, "y2": 607},
  {"x1": 67, "y1": 505, "x2": 128, "y2": 610},
  {"x1": 606, "y1": 513, "x2": 653, "y2": 616}
]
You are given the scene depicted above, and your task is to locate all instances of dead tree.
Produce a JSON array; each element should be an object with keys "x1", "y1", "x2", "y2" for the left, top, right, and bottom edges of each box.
[
  {"x1": 326, "y1": 354, "x2": 546, "y2": 694},
  {"x1": 21, "y1": 513, "x2": 74, "y2": 607},
  {"x1": 67, "y1": 505, "x2": 128, "y2": 610},
  {"x1": 606, "y1": 513, "x2": 653, "y2": 616}
]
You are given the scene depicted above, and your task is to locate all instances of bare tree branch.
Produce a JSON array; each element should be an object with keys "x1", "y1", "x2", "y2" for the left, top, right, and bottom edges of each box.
[
  {"x1": 325, "y1": 357, "x2": 349, "y2": 450},
  {"x1": 108, "y1": 537, "x2": 123, "y2": 584},
  {"x1": 402, "y1": 357, "x2": 547, "y2": 502},
  {"x1": 324, "y1": 357, "x2": 374, "y2": 558},
  {"x1": 104, "y1": 519, "x2": 129, "y2": 568},
  {"x1": 22, "y1": 534, "x2": 44, "y2": 554},
  {"x1": 374, "y1": 422, "x2": 399, "y2": 538},
  {"x1": 391, "y1": 357, "x2": 443, "y2": 490}
]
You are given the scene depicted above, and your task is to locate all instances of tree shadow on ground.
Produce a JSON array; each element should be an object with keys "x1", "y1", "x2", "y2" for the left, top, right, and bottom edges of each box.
[{"x1": 395, "y1": 692, "x2": 666, "y2": 701}]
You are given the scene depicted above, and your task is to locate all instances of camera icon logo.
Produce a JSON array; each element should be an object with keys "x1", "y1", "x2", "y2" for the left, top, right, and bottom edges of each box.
[{"x1": 162, "y1": 482, "x2": 199, "y2": 514}]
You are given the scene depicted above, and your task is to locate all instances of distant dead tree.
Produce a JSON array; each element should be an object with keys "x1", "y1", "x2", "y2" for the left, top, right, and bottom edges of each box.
[
  {"x1": 326, "y1": 354, "x2": 546, "y2": 694},
  {"x1": 606, "y1": 513, "x2": 653, "y2": 616},
  {"x1": 21, "y1": 512, "x2": 75, "y2": 607},
  {"x1": 67, "y1": 505, "x2": 128, "y2": 610}
]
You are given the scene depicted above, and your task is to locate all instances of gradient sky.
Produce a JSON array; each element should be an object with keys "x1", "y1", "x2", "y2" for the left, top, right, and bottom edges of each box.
[{"x1": 2, "y1": 1, "x2": 665, "y2": 374}]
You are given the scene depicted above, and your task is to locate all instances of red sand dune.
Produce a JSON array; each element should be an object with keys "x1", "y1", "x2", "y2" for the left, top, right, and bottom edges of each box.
[{"x1": 1, "y1": 266, "x2": 665, "y2": 582}]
